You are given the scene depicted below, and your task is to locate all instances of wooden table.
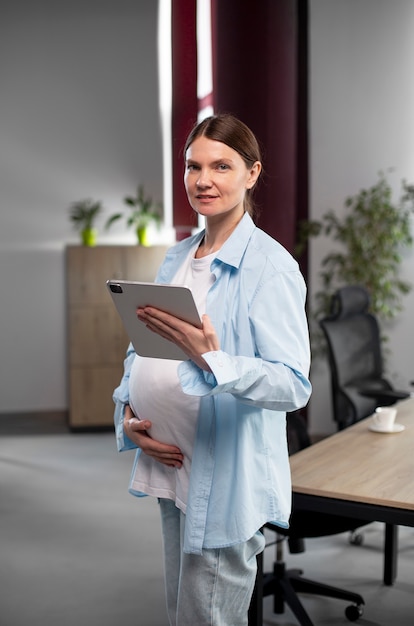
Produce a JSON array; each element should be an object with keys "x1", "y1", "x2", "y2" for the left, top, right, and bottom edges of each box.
[
  {"x1": 248, "y1": 399, "x2": 414, "y2": 626},
  {"x1": 290, "y1": 396, "x2": 414, "y2": 585}
]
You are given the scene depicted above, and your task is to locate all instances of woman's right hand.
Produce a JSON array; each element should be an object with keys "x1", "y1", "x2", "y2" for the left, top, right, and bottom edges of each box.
[{"x1": 123, "y1": 405, "x2": 184, "y2": 468}]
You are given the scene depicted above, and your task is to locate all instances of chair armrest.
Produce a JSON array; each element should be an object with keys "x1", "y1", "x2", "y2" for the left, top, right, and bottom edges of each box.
[{"x1": 358, "y1": 388, "x2": 410, "y2": 405}]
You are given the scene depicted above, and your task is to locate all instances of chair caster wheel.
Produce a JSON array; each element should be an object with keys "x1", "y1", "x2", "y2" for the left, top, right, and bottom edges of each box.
[
  {"x1": 345, "y1": 604, "x2": 363, "y2": 621},
  {"x1": 349, "y1": 531, "x2": 364, "y2": 546}
]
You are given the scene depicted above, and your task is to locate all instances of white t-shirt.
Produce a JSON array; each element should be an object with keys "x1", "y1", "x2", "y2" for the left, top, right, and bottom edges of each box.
[{"x1": 128, "y1": 244, "x2": 216, "y2": 512}]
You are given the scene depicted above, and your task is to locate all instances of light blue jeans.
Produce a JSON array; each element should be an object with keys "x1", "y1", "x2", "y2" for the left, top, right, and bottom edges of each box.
[{"x1": 159, "y1": 498, "x2": 265, "y2": 626}]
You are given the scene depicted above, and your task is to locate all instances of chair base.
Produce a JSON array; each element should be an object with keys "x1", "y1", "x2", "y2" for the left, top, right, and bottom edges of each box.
[{"x1": 262, "y1": 562, "x2": 364, "y2": 626}]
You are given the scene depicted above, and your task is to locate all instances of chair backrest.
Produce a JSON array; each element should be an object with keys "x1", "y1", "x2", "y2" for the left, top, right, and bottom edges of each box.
[{"x1": 319, "y1": 285, "x2": 389, "y2": 429}]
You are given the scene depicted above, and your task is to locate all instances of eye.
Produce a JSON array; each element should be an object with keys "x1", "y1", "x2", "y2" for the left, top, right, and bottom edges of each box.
[
  {"x1": 186, "y1": 163, "x2": 200, "y2": 171},
  {"x1": 217, "y1": 163, "x2": 230, "y2": 171}
]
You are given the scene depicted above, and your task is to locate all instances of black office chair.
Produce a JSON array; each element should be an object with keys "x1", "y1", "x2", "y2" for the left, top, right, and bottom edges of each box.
[
  {"x1": 319, "y1": 285, "x2": 410, "y2": 586},
  {"x1": 319, "y1": 285, "x2": 409, "y2": 431},
  {"x1": 249, "y1": 411, "x2": 367, "y2": 626}
]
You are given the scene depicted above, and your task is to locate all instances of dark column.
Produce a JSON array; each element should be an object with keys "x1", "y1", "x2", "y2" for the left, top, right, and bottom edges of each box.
[{"x1": 171, "y1": 0, "x2": 198, "y2": 239}]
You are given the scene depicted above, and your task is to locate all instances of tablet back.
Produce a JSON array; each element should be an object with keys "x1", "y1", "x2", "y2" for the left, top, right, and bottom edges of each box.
[{"x1": 106, "y1": 280, "x2": 201, "y2": 360}]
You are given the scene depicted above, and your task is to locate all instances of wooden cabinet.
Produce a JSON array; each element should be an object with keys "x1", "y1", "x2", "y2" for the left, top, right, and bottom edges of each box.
[{"x1": 66, "y1": 245, "x2": 169, "y2": 429}]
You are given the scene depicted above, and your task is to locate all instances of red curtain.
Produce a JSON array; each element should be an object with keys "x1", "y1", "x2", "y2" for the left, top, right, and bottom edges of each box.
[
  {"x1": 171, "y1": 0, "x2": 308, "y2": 266},
  {"x1": 211, "y1": 0, "x2": 308, "y2": 260},
  {"x1": 171, "y1": 0, "x2": 198, "y2": 239}
]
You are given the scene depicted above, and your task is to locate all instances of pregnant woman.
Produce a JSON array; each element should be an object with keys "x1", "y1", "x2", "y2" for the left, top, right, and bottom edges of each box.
[{"x1": 112, "y1": 113, "x2": 312, "y2": 626}]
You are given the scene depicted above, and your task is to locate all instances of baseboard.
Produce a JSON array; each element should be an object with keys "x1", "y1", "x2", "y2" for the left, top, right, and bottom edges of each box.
[
  {"x1": 0, "y1": 410, "x2": 69, "y2": 435},
  {"x1": 0, "y1": 410, "x2": 116, "y2": 434}
]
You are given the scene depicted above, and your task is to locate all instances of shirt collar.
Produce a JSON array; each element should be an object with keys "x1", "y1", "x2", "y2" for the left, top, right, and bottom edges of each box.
[{"x1": 214, "y1": 212, "x2": 256, "y2": 269}]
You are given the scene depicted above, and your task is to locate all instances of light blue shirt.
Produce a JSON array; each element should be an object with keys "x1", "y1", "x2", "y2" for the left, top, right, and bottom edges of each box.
[{"x1": 112, "y1": 213, "x2": 312, "y2": 554}]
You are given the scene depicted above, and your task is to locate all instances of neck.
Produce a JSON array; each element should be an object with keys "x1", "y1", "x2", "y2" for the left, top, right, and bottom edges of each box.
[{"x1": 196, "y1": 212, "x2": 244, "y2": 258}]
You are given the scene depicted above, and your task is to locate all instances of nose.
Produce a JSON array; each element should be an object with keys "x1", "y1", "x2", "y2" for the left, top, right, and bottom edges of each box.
[{"x1": 196, "y1": 169, "x2": 212, "y2": 188}]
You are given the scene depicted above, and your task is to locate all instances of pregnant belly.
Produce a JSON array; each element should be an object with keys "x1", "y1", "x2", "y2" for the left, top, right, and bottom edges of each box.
[{"x1": 128, "y1": 354, "x2": 199, "y2": 450}]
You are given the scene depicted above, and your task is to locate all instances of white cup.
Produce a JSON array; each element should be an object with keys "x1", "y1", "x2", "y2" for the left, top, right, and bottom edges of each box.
[{"x1": 372, "y1": 406, "x2": 397, "y2": 432}]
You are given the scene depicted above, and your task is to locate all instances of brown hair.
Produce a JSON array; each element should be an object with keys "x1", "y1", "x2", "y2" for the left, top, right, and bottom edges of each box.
[{"x1": 183, "y1": 113, "x2": 262, "y2": 218}]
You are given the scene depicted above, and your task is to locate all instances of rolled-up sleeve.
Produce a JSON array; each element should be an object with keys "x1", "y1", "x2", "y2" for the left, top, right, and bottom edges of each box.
[
  {"x1": 112, "y1": 343, "x2": 138, "y2": 452},
  {"x1": 178, "y1": 268, "x2": 312, "y2": 413}
]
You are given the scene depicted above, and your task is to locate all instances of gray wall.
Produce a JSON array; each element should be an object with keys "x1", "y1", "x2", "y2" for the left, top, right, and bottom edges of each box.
[
  {"x1": 309, "y1": 0, "x2": 414, "y2": 434},
  {"x1": 2, "y1": 0, "x2": 414, "y2": 432},
  {"x1": 0, "y1": 0, "x2": 162, "y2": 413}
]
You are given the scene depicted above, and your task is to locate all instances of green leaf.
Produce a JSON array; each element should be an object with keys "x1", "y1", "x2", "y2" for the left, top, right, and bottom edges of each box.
[{"x1": 294, "y1": 171, "x2": 414, "y2": 357}]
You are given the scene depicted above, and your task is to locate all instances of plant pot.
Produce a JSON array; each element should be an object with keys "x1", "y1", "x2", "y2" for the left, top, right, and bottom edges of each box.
[
  {"x1": 137, "y1": 226, "x2": 149, "y2": 246},
  {"x1": 81, "y1": 228, "x2": 98, "y2": 247}
]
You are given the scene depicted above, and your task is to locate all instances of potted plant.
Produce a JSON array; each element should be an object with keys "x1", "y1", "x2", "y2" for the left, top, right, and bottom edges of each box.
[
  {"x1": 69, "y1": 198, "x2": 103, "y2": 246},
  {"x1": 296, "y1": 172, "x2": 414, "y2": 353},
  {"x1": 105, "y1": 184, "x2": 162, "y2": 246}
]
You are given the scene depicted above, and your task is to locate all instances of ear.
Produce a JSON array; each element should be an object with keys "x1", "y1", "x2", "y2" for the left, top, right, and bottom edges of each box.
[{"x1": 246, "y1": 161, "x2": 262, "y2": 189}]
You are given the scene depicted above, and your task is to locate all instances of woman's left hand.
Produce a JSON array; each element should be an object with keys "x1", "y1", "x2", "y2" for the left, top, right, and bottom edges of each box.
[{"x1": 137, "y1": 308, "x2": 219, "y2": 371}]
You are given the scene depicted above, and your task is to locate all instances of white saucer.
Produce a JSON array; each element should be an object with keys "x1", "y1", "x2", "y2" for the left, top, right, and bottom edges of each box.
[{"x1": 369, "y1": 423, "x2": 405, "y2": 434}]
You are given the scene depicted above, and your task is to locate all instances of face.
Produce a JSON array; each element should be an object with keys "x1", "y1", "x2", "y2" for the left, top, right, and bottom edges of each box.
[{"x1": 184, "y1": 136, "x2": 261, "y2": 222}]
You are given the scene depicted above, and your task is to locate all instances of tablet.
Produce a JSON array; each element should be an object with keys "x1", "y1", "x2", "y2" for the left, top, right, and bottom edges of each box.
[{"x1": 106, "y1": 279, "x2": 202, "y2": 360}]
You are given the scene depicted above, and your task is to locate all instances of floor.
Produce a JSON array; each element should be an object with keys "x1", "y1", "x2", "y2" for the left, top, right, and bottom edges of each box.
[{"x1": 1, "y1": 415, "x2": 413, "y2": 626}]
